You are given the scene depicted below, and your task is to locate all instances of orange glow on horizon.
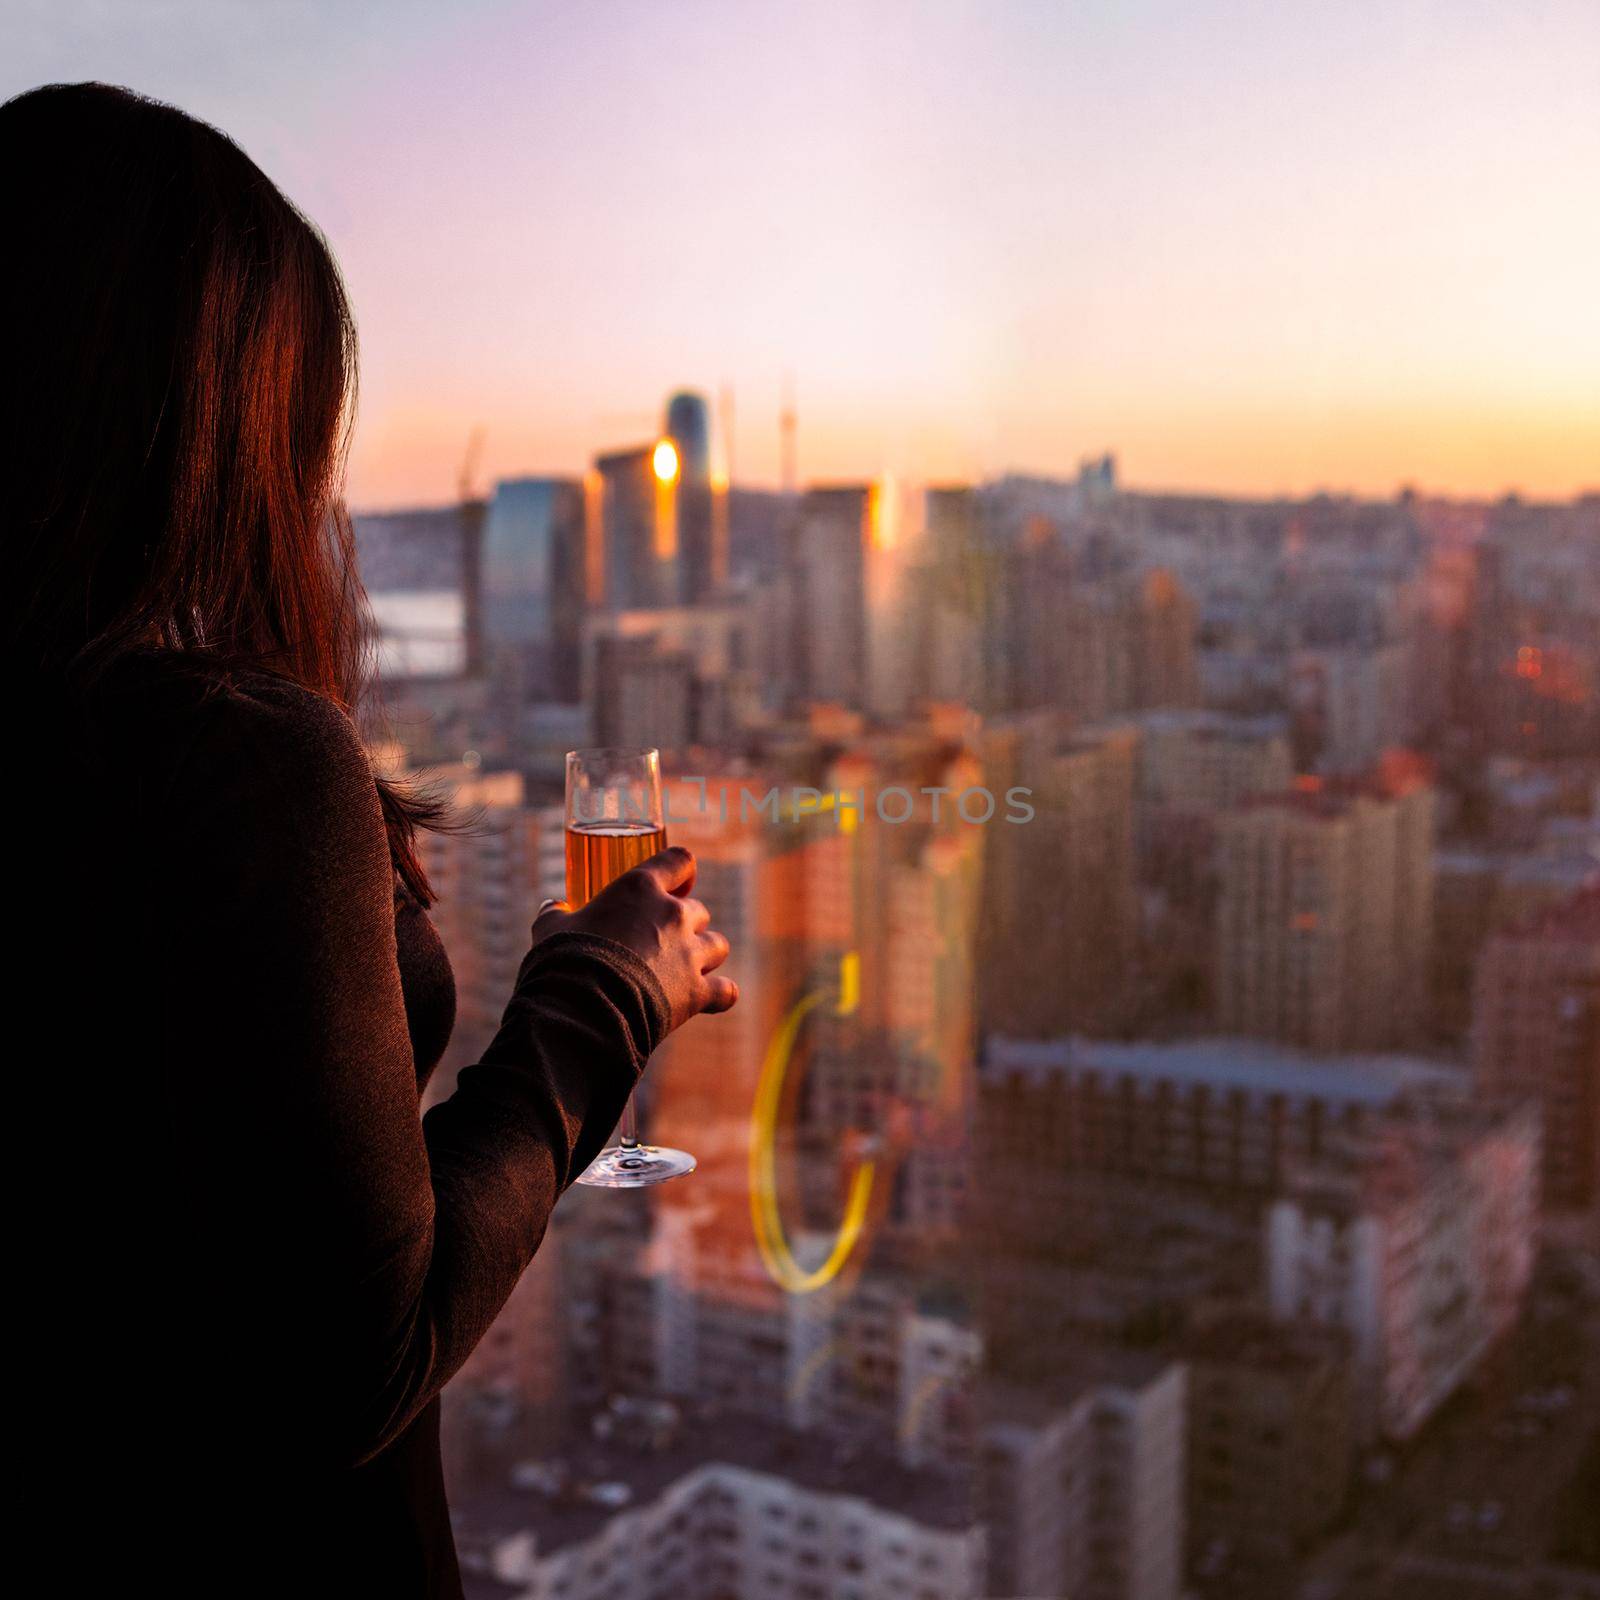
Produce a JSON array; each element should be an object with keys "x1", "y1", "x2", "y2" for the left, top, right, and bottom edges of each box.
[
  {"x1": 345, "y1": 394, "x2": 1600, "y2": 510},
  {"x1": 582, "y1": 468, "x2": 605, "y2": 604},
  {"x1": 867, "y1": 474, "x2": 899, "y2": 551}
]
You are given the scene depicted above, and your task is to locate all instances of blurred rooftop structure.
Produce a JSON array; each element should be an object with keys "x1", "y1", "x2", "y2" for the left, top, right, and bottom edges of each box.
[{"x1": 985, "y1": 1035, "x2": 1463, "y2": 1109}]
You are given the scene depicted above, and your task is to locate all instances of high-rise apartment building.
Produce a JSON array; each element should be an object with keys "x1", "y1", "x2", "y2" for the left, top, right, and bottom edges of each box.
[
  {"x1": 1472, "y1": 886, "x2": 1600, "y2": 1210},
  {"x1": 453, "y1": 1413, "x2": 983, "y2": 1600},
  {"x1": 1266, "y1": 1095, "x2": 1539, "y2": 1440},
  {"x1": 1183, "y1": 1314, "x2": 1354, "y2": 1586},
  {"x1": 1214, "y1": 758, "x2": 1435, "y2": 1051},
  {"x1": 1123, "y1": 567, "x2": 1201, "y2": 712},
  {"x1": 1131, "y1": 710, "x2": 1294, "y2": 824},
  {"x1": 982, "y1": 723, "x2": 1139, "y2": 1037},
  {"x1": 981, "y1": 1353, "x2": 1187, "y2": 1600},
  {"x1": 1431, "y1": 848, "x2": 1597, "y2": 1041},
  {"x1": 788, "y1": 484, "x2": 871, "y2": 709},
  {"x1": 582, "y1": 603, "x2": 759, "y2": 754},
  {"x1": 911, "y1": 486, "x2": 1009, "y2": 714},
  {"x1": 1290, "y1": 644, "x2": 1409, "y2": 776}
]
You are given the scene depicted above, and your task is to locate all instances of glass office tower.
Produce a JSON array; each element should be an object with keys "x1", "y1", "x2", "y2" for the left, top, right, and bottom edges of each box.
[{"x1": 479, "y1": 475, "x2": 586, "y2": 703}]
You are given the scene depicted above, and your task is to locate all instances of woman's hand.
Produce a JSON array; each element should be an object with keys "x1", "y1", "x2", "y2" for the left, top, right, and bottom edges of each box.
[{"x1": 530, "y1": 845, "x2": 737, "y2": 1031}]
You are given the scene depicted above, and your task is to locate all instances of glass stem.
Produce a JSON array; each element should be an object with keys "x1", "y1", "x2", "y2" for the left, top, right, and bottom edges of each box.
[{"x1": 618, "y1": 1093, "x2": 640, "y2": 1151}]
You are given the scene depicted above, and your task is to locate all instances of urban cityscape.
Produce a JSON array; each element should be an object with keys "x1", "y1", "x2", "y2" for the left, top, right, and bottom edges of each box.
[
  {"x1": 354, "y1": 396, "x2": 1598, "y2": 1600},
  {"x1": 12, "y1": 4, "x2": 1593, "y2": 1596}
]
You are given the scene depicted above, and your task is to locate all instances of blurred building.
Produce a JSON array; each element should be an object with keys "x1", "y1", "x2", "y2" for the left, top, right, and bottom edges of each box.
[
  {"x1": 981, "y1": 722, "x2": 1139, "y2": 1038},
  {"x1": 809, "y1": 731, "x2": 984, "y2": 1243},
  {"x1": 347, "y1": 458, "x2": 1600, "y2": 1596},
  {"x1": 764, "y1": 481, "x2": 920, "y2": 717},
  {"x1": 1471, "y1": 885, "x2": 1600, "y2": 1211},
  {"x1": 1465, "y1": 501, "x2": 1600, "y2": 760},
  {"x1": 788, "y1": 485, "x2": 871, "y2": 709},
  {"x1": 354, "y1": 502, "x2": 480, "y2": 679},
  {"x1": 1122, "y1": 568, "x2": 1202, "y2": 712},
  {"x1": 1000, "y1": 557, "x2": 1200, "y2": 725},
  {"x1": 1266, "y1": 1094, "x2": 1539, "y2": 1440},
  {"x1": 980, "y1": 1035, "x2": 1464, "y2": 1203},
  {"x1": 1131, "y1": 710, "x2": 1293, "y2": 824},
  {"x1": 1182, "y1": 1314, "x2": 1354, "y2": 1591},
  {"x1": 906, "y1": 486, "x2": 1009, "y2": 714},
  {"x1": 1214, "y1": 758, "x2": 1435, "y2": 1051},
  {"x1": 1431, "y1": 847, "x2": 1598, "y2": 1042},
  {"x1": 1289, "y1": 645, "x2": 1409, "y2": 777},
  {"x1": 594, "y1": 443, "x2": 671, "y2": 611},
  {"x1": 480, "y1": 476, "x2": 587, "y2": 704},
  {"x1": 453, "y1": 1411, "x2": 983, "y2": 1600},
  {"x1": 974, "y1": 1034, "x2": 1515, "y2": 1447},
  {"x1": 412, "y1": 765, "x2": 564, "y2": 1096},
  {"x1": 663, "y1": 390, "x2": 722, "y2": 602},
  {"x1": 980, "y1": 1353, "x2": 1186, "y2": 1600},
  {"x1": 1128, "y1": 710, "x2": 1294, "y2": 994},
  {"x1": 582, "y1": 603, "x2": 759, "y2": 754}
]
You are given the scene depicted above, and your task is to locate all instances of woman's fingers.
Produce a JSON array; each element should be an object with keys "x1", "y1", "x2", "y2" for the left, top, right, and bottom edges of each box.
[
  {"x1": 529, "y1": 898, "x2": 572, "y2": 946},
  {"x1": 554, "y1": 843, "x2": 738, "y2": 1029},
  {"x1": 699, "y1": 928, "x2": 731, "y2": 972},
  {"x1": 634, "y1": 845, "x2": 697, "y2": 896},
  {"x1": 701, "y1": 975, "x2": 739, "y2": 1014}
]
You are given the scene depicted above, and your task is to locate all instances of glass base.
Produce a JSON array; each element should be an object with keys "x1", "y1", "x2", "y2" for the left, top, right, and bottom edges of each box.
[{"x1": 574, "y1": 1143, "x2": 697, "y2": 1188}]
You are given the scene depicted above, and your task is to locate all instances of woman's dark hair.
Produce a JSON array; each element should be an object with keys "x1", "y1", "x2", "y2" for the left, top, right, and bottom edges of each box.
[{"x1": 1, "y1": 81, "x2": 442, "y2": 901}]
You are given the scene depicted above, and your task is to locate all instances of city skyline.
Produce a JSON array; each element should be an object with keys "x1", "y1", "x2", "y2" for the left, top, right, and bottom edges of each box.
[
  {"x1": 8, "y1": 0, "x2": 1598, "y2": 507},
  {"x1": 9, "y1": 29, "x2": 1598, "y2": 1598}
]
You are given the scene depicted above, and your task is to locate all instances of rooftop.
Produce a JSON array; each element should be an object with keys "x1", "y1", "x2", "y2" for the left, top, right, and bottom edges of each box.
[
  {"x1": 1126, "y1": 707, "x2": 1290, "y2": 740},
  {"x1": 981, "y1": 1345, "x2": 1180, "y2": 1430},
  {"x1": 451, "y1": 1406, "x2": 977, "y2": 1560},
  {"x1": 984, "y1": 1035, "x2": 1464, "y2": 1108}
]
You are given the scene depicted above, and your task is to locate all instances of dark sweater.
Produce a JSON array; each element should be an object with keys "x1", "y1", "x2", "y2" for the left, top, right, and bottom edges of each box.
[{"x1": 17, "y1": 660, "x2": 666, "y2": 1595}]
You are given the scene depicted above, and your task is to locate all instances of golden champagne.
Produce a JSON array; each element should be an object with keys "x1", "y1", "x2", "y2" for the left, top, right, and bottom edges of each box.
[
  {"x1": 566, "y1": 746, "x2": 693, "y2": 1188},
  {"x1": 564, "y1": 822, "x2": 667, "y2": 909}
]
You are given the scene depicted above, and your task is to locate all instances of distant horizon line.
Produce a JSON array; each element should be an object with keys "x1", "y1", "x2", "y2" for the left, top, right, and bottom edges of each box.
[{"x1": 347, "y1": 471, "x2": 1600, "y2": 520}]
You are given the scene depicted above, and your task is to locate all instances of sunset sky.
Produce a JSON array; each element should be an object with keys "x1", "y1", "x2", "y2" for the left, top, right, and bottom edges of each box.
[{"x1": 7, "y1": 0, "x2": 1598, "y2": 505}]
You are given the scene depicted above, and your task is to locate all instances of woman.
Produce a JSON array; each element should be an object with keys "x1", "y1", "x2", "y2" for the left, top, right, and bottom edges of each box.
[{"x1": 3, "y1": 82, "x2": 736, "y2": 1595}]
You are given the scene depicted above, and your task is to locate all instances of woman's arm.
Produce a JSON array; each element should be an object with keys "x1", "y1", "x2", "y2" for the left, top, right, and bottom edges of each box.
[{"x1": 158, "y1": 680, "x2": 678, "y2": 1466}]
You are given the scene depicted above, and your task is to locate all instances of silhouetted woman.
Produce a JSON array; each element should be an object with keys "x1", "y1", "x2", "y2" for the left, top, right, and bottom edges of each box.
[{"x1": 2, "y1": 82, "x2": 735, "y2": 1597}]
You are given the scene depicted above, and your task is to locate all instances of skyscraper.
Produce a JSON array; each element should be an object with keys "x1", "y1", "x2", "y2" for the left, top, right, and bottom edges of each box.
[
  {"x1": 790, "y1": 485, "x2": 871, "y2": 708},
  {"x1": 593, "y1": 444, "x2": 665, "y2": 611},
  {"x1": 479, "y1": 475, "x2": 587, "y2": 702},
  {"x1": 665, "y1": 390, "x2": 718, "y2": 601}
]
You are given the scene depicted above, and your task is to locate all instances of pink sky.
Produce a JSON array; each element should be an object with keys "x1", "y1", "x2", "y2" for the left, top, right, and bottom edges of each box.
[{"x1": 8, "y1": 0, "x2": 1599, "y2": 505}]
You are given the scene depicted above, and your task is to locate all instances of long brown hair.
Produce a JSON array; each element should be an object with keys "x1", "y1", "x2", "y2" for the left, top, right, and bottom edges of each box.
[{"x1": 1, "y1": 82, "x2": 441, "y2": 901}]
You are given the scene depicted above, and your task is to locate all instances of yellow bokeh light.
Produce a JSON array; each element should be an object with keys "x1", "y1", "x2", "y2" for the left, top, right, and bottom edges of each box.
[{"x1": 652, "y1": 439, "x2": 680, "y2": 482}]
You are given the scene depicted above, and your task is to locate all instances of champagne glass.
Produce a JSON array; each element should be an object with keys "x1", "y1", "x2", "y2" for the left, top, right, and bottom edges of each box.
[{"x1": 567, "y1": 747, "x2": 697, "y2": 1187}]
